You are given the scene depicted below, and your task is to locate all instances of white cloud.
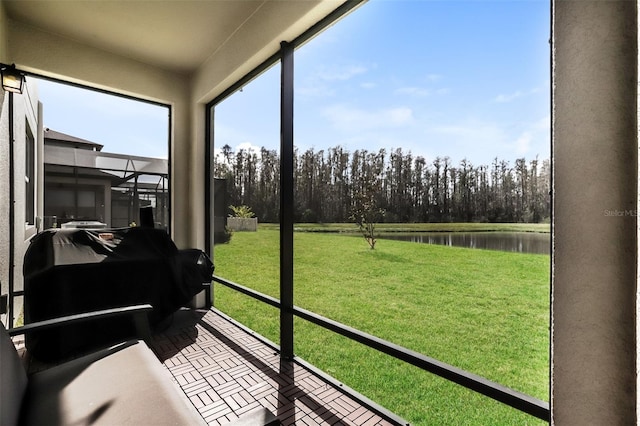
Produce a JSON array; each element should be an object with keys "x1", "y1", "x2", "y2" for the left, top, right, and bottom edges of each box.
[
  {"x1": 297, "y1": 86, "x2": 335, "y2": 97},
  {"x1": 236, "y1": 142, "x2": 260, "y2": 153},
  {"x1": 213, "y1": 142, "x2": 261, "y2": 165},
  {"x1": 518, "y1": 115, "x2": 551, "y2": 158},
  {"x1": 298, "y1": 63, "x2": 370, "y2": 98},
  {"x1": 431, "y1": 121, "x2": 504, "y2": 140},
  {"x1": 494, "y1": 87, "x2": 541, "y2": 103},
  {"x1": 495, "y1": 90, "x2": 525, "y2": 103},
  {"x1": 394, "y1": 86, "x2": 449, "y2": 97},
  {"x1": 535, "y1": 114, "x2": 551, "y2": 131},
  {"x1": 388, "y1": 107, "x2": 414, "y2": 125},
  {"x1": 213, "y1": 122, "x2": 247, "y2": 147},
  {"x1": 393, "y1": 71, "x2": 449, "y2": 98},
  {"x1": 394, "y1": 87, "x2": 431, "y2": 97},
  {"x1": 316, "y1": 64, "x2": 368, "y2": 82},
  {"x1": 322, "y1": 104, "x2": 415, "y2": 132},
  {"x1": 428, "y1": 116, "x2": 550, "y2": 163},
  {"x1": 514, "y1": 131, "x2": 533, "y2": 155},
  {"x1": 213, "y1": 147, "x2": 227, "y2": 163}
]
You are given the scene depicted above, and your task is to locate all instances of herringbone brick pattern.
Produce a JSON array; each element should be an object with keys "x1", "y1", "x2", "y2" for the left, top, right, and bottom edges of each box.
[{"x1": 150, "y1": 309, "x2": 400, "y2": 426}]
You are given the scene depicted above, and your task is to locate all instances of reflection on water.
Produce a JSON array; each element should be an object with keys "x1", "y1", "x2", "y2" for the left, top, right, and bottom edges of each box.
[{"x1": 378, "y1": 232, "x2": 550, "y2": 254}]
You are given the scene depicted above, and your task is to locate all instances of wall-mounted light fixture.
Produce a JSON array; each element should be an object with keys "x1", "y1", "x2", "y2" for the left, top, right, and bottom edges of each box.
[{"x1": 1, "y1": 63, "x2": 26, "y2": 94}]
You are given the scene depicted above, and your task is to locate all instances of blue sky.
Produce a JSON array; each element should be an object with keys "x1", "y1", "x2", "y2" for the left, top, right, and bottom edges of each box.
[
  {"x1": 38, "y1": 0, "x2": 550, "y2": 167},
  {"x1": 36, "y1": 79, "x2": 170, "y2": 158}
]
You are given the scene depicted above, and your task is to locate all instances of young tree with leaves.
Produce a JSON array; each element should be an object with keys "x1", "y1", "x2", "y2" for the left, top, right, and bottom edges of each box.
[{"x1": 350, "y1": 177, "x2": 385, "y2": 249}]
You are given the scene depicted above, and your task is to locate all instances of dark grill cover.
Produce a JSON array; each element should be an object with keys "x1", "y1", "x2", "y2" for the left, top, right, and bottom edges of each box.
[{"x1": 23, "y1": 227, "x2": 213, "y2": 361}]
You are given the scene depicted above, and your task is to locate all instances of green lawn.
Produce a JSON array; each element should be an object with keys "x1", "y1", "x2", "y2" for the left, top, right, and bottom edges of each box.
[{"x1": 213, "y1": 228, "x2": 550, "y2": 425}]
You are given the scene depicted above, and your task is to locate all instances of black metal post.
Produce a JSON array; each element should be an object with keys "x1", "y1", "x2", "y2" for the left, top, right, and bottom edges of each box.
[
  {"x1": 280, "y1": 41, "x2": 295, "y2": 360},
  {"x1": 204, "y1": 105, "x2": 213, "y2": 308},
  {"x1": 7, "y1": 92, "x2": 15, "y2": 325}
]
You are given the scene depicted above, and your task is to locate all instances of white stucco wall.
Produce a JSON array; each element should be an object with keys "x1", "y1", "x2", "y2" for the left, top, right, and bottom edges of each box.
[{"x1": 552, "y1": 1, "x2": 637, "y2": 424}]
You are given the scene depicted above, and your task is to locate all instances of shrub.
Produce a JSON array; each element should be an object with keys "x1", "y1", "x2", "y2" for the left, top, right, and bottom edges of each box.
[{"x1": 229, "y1": 205, "x2": 255, "y2": 218}]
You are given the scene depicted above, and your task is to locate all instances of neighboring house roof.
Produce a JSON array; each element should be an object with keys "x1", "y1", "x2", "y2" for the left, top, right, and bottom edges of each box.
[
  {"x1": 44, "y1": 128, "x2": 104, "y2": 151},
  {"x1": 43, "y1": 128, "x2": 166, "y2": 176},
  {"x1": 44, "y1": 144, "x2": 167, "y2": 176},
  {"x1": 43, "y1": 128, "x2": 168, "y2": 190}
]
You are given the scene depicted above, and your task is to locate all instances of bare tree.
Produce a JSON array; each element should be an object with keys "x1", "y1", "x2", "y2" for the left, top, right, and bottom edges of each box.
[{"x1": 214, "y1": 144, "x2": 551, "y2": 225}]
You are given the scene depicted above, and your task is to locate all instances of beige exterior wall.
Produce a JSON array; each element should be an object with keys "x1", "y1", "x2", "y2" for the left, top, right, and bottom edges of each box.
[
  {"x1": 0, "y1": 77, "x2": 42, "y2": 326},
  {"x1": 552, "y1": 1, "x2": 637, "y2": 424},
  {"x1": 0, "y1": 1, "x2": 7, "y2": 63}
]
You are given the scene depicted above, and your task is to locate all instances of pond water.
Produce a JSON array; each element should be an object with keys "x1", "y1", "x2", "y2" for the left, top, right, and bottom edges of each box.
[{"x1": 378, "y1": 232, "x2": 550, "y2": 255}]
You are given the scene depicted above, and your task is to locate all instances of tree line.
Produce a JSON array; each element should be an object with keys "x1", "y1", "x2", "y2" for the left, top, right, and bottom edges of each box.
[{"x1": 214, "y1": 145, "x2": 550, "y2": 224}]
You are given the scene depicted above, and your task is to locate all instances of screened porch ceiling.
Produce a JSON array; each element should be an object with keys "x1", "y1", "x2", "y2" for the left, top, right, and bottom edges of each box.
[{"x1": 2, "y1": 0, "x2": 347, "y2": 76}]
